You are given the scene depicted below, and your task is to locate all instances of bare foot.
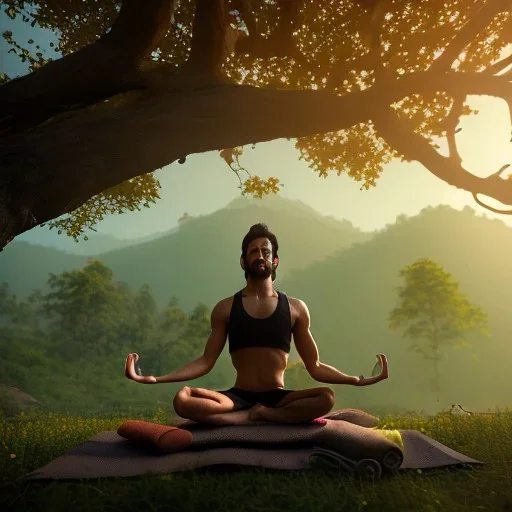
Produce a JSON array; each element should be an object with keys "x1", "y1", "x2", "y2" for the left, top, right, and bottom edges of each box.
[
  {"x1": 206, "y1": 407, "x2": 269, "y2": 426},
  {"x1": 248, "y1": 404, "x2": 268, "y2": 422},
  {"x1": 201, "y1": 409, "x2": 252, "y2": 426}
]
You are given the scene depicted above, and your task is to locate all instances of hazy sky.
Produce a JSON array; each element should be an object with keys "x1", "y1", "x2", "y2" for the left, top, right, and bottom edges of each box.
[{"x1": 2, "y1": 9, "x2": 512, "y2": 242}]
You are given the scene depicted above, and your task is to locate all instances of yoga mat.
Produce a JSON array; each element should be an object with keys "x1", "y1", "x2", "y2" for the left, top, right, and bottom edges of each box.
[{"x1": 20, "y1": 409, "x2": 483, "y2": 481}]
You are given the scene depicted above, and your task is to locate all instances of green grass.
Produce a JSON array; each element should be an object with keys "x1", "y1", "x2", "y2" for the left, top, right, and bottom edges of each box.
[{"x1": 1, "y1": 407, "x2": 512, "y2": 512}]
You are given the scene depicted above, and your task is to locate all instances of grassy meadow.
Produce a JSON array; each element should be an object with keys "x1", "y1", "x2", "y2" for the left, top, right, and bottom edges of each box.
[{"x1": 1, "y1": 407, "x2": 512, "y2": 512}]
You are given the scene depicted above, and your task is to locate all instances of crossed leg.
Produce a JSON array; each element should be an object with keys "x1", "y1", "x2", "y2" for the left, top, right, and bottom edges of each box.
[
  {"x1": 173, "y1": 386, "x2": 335, "y2": 425},
  {"x1": 249, "y1": 387, "x2": 335, "y2": 424}
]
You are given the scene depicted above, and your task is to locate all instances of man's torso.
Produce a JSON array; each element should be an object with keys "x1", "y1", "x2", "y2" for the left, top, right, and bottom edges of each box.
[{"x1": 216, "y1": 291, "x2": 301, "y2": 391}]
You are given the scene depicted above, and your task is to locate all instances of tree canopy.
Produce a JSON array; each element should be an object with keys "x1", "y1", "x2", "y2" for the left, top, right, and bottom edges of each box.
[
  {"x1": 388, "y1": 257, "x2": 488, "y2": 399},
  {"x1": 1, "y1": 0, "x2": 512, "y2": 248}
]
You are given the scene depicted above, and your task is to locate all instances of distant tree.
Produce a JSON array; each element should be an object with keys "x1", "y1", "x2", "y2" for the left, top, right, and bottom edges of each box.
[
  {"x1": 22, "y1": 289, "x2": 48, "y2": 330},
  {"x1": 178, "y1": 213, "x2": 194, "y2": 226},
  {"x1": 180, "y1": 303, "x2": 211, "y2": 359},
  {"x1": 43, "y1": 259, "x2": 127, "y2": 361},
  {"x1": 185, "y1": 303, "x2": 210, "y2": 337},
  {"x1": 0, "y1": 286, "x2": 50, "y2": 389},
  {"x1": 388, "y1": 258, "x2": 488, "y2": 402},
  {"x1": 132, "y1": 284, "x2": 157, "y2": 346},
  {"x1": 0, "y1": 282, "x2": 18, "y2": 324},
  {"x1": 110, "y1": 281, "x2": 139, "y2": 348},
  {"x1": 143, "y1": 297, "x2": 189, "y2": 376}
]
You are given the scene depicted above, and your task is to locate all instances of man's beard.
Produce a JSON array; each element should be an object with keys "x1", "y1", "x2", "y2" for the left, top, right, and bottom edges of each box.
[{"x1": 246, "y1": 259, "x2": 273, "y2": 280}]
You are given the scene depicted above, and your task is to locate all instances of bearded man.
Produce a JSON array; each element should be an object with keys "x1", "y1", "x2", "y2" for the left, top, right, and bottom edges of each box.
[{"x1": 125, "y1": 223, "x2": 388, "y2": 425}]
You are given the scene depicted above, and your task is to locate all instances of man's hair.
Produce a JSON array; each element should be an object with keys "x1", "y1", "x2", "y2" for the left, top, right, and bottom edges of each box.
[{"x1": 241, "y1": 223, "x2": 279, "y2": 281}]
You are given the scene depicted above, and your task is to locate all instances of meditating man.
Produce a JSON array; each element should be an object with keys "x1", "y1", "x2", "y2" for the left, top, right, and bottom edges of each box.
[{"x1": 125, "y1": 223, "x2": 388, "y2": 425}]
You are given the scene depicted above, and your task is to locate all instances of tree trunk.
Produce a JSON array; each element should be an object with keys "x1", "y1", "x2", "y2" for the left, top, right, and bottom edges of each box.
[
  {"x1": 433, "y1": 358, "x2": 440, "y2": 404},
  {"x1": 431, "y1": 341, "x2": 441, "y2": 404}
]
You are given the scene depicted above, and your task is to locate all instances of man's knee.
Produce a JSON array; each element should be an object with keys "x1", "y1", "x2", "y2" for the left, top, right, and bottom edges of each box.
[
  {"x1": 173, "y1": 386, "x2": 191, "y2": 416},
  {"x1": 317, "y1": 387, "x2": 335, "y2": 409}
]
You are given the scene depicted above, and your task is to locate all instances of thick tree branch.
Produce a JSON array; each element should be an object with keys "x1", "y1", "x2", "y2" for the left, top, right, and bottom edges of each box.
[
  {"x1": 102, "y1": 0, "x2": 176, "y2": 62},
  {"x1": 232, "y1": 0, "x2": 258, "y2": 37},
  {"x1": 439, "y1": 94, "x2": 466, "y2": 166},
  {"x1": 472, "y1": 165, "x2": 512, "y2": 213},
  {"x1": 234, "y1": 0, "x2": 302, "y2": 59},
  {"x1": 183, "y1": 0, "x2": 229, "y2": 77},
  {"x1": 1, "y1": 70, "x2": 512, "y2": 250},
  {"x1": 429, "y1": 0, "x2": 510, "y2": 74},
  {"x1": 0, "y1": 0, "x2": 177, "y2": 136},
  {"x1": 372, "y1": 106, "x2": 512, "y2": 213},
  {"x1": 0, "y1": 82, "x2": 374, "y2": 248}
]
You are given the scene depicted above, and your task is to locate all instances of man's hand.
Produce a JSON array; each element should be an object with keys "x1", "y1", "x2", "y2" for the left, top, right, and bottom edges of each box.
[
  {"x1": 358, "y1": 354, "x2": 388, "y2": 386},
  {"x1": 125, "y1": 353, "x2": 158, "y2": 384},
  {"x1": 375, "y1": 353, "x2": 388, "y2": 381}
]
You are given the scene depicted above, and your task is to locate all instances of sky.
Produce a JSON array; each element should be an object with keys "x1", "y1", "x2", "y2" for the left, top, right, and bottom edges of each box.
[{"x1": 2, "y1": 8, "x2": 512, "y2": 243}]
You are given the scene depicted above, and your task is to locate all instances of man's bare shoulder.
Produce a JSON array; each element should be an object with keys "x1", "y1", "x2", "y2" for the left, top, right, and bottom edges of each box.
[
  {"x1": 287, "y1": 296, "x2": 308, "y2": 311},
  {"x1": 212, "y1": 295, "x2": 236, "y2": 320},
  {"x1": 286, "y1": 296, "x2": 309, "y2": 324}
]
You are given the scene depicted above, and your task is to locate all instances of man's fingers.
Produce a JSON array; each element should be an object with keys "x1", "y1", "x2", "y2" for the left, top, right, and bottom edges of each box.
[
  {"x1": 378, "y1": 354, "x2": 388, "y2": 367},
  {"x1": 125, "y1": 354, "x2": 139, "y2": 380}
]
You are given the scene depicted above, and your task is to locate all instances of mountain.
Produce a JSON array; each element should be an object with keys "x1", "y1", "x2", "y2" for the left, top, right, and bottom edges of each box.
[
  {"x1": 97, "y1": 195, "x2": 372, "y2": 310},
  {"x1": 13, "y1": 225, "x2": 180, "y2": 256},
  {"x1": 279, "y1": 205, "x2": 512, "y2": 415},
  {"x1": 226, "y1": 195, "x2": 340, "y2": 221},
  {"x1": 0, "y1": 242, "x2": 88, "y2": 297},
  {"x1": 1, "y1": 196, "x2": 371, "y2": 305}
]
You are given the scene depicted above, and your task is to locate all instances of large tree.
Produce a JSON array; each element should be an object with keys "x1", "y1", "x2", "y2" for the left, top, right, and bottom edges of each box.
[{"x1": 1, "y1": 0, "x2": 512, "y2": 249}]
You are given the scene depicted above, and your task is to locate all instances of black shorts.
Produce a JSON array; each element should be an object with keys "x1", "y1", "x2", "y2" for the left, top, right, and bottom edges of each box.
[{"x1": 216, "y1": 387, "x2": 294, "y2": 411}]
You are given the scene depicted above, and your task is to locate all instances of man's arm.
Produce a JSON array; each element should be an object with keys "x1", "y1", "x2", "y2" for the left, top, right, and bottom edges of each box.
[
  {"x1": 154, "y1": 300, "x2": 228, "y2": 383},
  {"x1": 292, "y1": 299, "x2": 385, "y2": 386},
  {"x1": 292, "y1": 299, "x2": 361, "y2": 385}
]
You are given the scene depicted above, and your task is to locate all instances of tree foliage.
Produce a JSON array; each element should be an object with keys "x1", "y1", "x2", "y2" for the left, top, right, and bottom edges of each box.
[
  {"x1": 0, "y1": 262, "x2": 225, "y2": 415},
  {"x1": 388, "y1": 257, "x2": 488, "y2": 397},
  {"x1": 2, "y1": 0, "x2": 512, "y2": 247}
]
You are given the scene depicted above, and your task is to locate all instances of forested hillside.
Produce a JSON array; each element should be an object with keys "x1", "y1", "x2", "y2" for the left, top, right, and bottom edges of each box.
[{"x1": 2, "y1": 204, "x2": 511, "y2": 418}]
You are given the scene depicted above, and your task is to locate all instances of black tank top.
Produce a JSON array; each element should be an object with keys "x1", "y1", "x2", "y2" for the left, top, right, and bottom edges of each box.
[{"x1": 228, "y1": 289, "x2": 292, "y2": 354}]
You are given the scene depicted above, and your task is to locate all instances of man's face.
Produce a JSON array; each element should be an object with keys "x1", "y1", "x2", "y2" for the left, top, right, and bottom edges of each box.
[{"x1": 244, "y1": 237, "x2": 275, "y2": 280}]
